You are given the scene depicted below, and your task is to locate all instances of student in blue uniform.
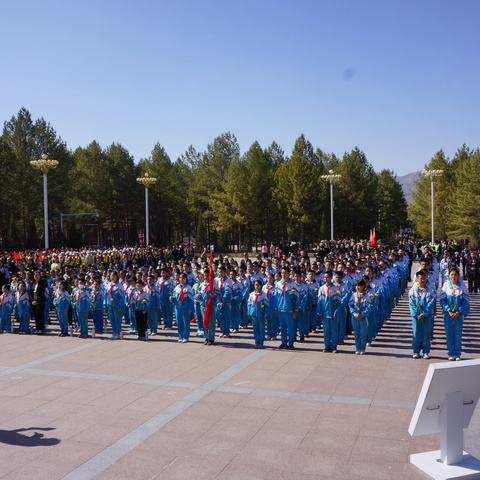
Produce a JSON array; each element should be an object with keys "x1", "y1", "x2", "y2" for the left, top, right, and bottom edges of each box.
[
  {"x1": 171, "y1": 272, "x2": 194, "y2": 343},
  {"x1": 16, "y1": 281, "x2": 31, "y2": 334},
  {"x1": 132, "y1": 279, "x2": 150, "y2": 340},
  {"x1": 193, "y1": 272, "x2": 205, "y2": 337},
  {"x1": 238, "y1": 265, "x2": 251, "y2": 329},
  {"x1": 146, "y1": 274, "x2": 161, "y2": 335},
  {"x1": 91, "y1": 280, "x2": 105, "y2": 334},
  {"x1": 201, "y1": 267, "x2": 219, "y2": 345},
  {"x1": 409, "y1": 270, "x2": 436, "y2": 359},
  {"x1": 0, "y1": 284, "x2": 14, "y2": 333},
  {"x1": 348, "y1": 279, "x2": 371, "y2": 354},
  {"x1": 440, "y1": 267, "x2": 469, "y2": 361},
  {"x1": 216, "y1": 266, "x2": 232, "y2": 338},
  {"x1": 54, "y1": 280, "x2": 71, "y2": 337},
  {"x1": 333, "y1": 270, "x2": 351, "y2": 345},
  {"x1": 230, "y1": 270, "x2": 243, "y2": 334},
  {"x1": 262, "y1": 273, "x2": 277, "y2": 340},
  {"x1": 158, "y1": 267, "x2": 174, "y2": 329},
  {"x1": 248, "y1": 280, "x2": 269, "y2": 348},
  {"x1": 104, "y1": 270, "x2": 125, "y2": 340},
  {"x1": 317, "y1": 271, "x2": 339, "y2": 353},
  {"x1": 73, "y1": 278, "x2": 91, "y2": 338},
  {"x1": 275, "y1": 266, "x2": 300, "y2": 350}
]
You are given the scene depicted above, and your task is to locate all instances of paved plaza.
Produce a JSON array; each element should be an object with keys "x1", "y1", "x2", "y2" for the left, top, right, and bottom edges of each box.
[{"x1": 0, "y1": 279, "x2": 479, "y2": 479}]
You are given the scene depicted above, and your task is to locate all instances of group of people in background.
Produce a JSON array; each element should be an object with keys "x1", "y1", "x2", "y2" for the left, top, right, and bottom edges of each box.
[{"x1": 0, "y1": 237, "x2": 475, "y2": 361}]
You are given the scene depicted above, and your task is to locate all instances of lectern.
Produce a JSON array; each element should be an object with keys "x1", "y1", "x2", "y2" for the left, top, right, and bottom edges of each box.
[{"x1": 409, "y1": 359, "x2": 480, "y2": 480}]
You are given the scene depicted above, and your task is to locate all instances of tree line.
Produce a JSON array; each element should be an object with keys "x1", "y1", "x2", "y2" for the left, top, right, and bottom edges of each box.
[
  {"x1": 0, "y1": 108, "x2": 409, "y2": 252},
  {"x1": 409, "y1": 145, "x2": 480, "y2": 244}
]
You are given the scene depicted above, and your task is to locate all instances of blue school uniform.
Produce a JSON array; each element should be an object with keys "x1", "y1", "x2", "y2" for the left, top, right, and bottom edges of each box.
[
  {"x1": 104, "y1": 281, "x2": 125, "y2": 335},
  {"x1": 74, "y1": 288, "x2": 91, "y2": 336},
  {"x1": 238, "y1": 275, "x2": 251, "y2": 328},
  {"x1": 247, "y1": 291, "x2": 269, "y2": 346},
  {"x1": 317, "y1": 283, "x2": 339, "y2": 350},
  {"x1": 305, "y1": 281, "x2": 320, "y2": 332},
  {"x1": 275, "y1": 280, "x2": 300, "y2": 347},
  {"x1": 172, "y1": 284, "x2": 194, "y2": 340},
  {"x1": 54, "y1": 290, "x2": 71, "y2": 334},
  {"x1": 230, "y1": 279, "x2": 243, "y2": 331},
  {"x1": 408, "y1": 284, "x2": 436, "y2": 355},
  {"x1": 146, "y1": 283, "x2": 161, "y2": 334},
  {"x1": 333, "y1": 281, "x2": 351, "y2": 343},
  {"x1": 440, "y1": 281, "x2": 469, "y2": 359},
  {"x1": 0, "y1": 292, "x2": 14, "y2": 331},
  {"x1": 262, "y1": 283, "x2": 277, "y2": 338},
  {"x1": 91, "y1": 288, "x2": 105, "y2": 333},
  {"x1": 158, "y1": 277, "x2": 174, "y2": 328},
  {"x1": 348, "y1": 291, "x2": 372, "y2": 352},
  {"x1": 16, "y1": 290, "x2": 31, "y2": 333},
  {"x1": 201, "y1": 280, "x2": 220, "y2": 342},
  {"x1": 216, "y1": 276, "x2": 232, "y2": 337},
  {"x1": 295, "y1": 282, "x2": 308, "y2": 340},
  {"x1": 193, "y1": 281, "x2": 204, "y2": 334}
]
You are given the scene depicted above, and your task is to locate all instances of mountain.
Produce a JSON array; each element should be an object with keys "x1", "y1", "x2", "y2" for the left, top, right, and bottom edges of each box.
[{"x1": 397, "y1": 170, "x2": 421, "y2": 205}]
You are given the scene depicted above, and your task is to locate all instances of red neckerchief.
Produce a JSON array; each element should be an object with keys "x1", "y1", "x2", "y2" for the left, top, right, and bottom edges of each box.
[
  {"x1": 109, "y1": 284, "x2": 114, "y2": 299},
  {"x1": 179, "y1": 286, "x2": 184, "y2": 303},
  {"x1": 220, "y1": 277, "x2": 226, "y2": 290},
  {"x1": 159, "y1": 278, "x2": 167, "y2": 291},
  {"x1": 94, "y1": 290, "x2": 99, "y2": 301},
  {"x1": 282, "y1": 282, "x2": 287, "y2": 296},
  {"x1": 254, "y1": 293, "x2": 261, "y2": 305},
  {"x1": 267, "y1": 286, "x2": 274, "y2": 297},
  {"x1": 135, "y1": 290, "x2": 140, "y2": 307},
  {"x1": 128, "y1": 289, "x2": 135, "y2": 302},
  {"x1": 148, "y1": 286, "x2": 153, "y2": 297},
  {"x1": 327, "y1": 285, "x2": 330, "y2": 297},
  {"x1": 77, "y1": 291, "x2": 82, "y2": 304}
]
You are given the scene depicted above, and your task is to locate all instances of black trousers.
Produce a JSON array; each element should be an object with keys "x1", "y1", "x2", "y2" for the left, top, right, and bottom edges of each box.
[
  {"x1": 135, "y1": 310, "x2": 148, "y2": 338},
  {"x1": 33, "y1": 303, "x2": 45, "y2": 331}
]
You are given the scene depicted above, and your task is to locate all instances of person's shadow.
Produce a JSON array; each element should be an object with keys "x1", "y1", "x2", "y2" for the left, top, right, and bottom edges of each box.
[{"x1": 0, "y1": 427, "x2": 60, "y2": 447}]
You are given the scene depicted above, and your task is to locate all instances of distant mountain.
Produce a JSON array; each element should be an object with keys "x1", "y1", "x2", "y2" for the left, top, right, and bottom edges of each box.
[{"x1": 397, "y1": 171, "x2": 421, "y2": 205}]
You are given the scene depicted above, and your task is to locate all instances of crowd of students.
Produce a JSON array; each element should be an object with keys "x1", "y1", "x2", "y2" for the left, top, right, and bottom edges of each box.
[{"x1": 0, "y1": 240, "x2": 472, "y2": 359}]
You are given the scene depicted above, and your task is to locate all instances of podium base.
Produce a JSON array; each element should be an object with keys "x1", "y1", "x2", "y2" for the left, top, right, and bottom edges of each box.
[{"x1": 410, "y1": 450, "x2": 480, "y2": 480}]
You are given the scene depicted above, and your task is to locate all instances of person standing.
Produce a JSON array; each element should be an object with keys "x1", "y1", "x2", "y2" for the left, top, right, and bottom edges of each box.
[
  {"x1": 440, "y1": 268, "x2": 469, "y2": 361},
  {"x1": 466, "y1": 251, "x2": 479, "y2": 294},
  {"x1": 30, "y1": 271, "x2": 47, "y2": 335}
]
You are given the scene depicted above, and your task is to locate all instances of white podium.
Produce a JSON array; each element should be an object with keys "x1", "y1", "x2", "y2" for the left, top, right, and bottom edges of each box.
[{"x1": 409, "y1": 359, "x2": 480, "y2": 480}]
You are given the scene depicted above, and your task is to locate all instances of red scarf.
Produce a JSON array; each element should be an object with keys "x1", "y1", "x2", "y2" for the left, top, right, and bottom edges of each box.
[
  {"x1": 179, "y1": 287, "x2": 184, "y2": 303},
  {"x1": 254, "y1": 293, "x2": 261, "y2": 305}
]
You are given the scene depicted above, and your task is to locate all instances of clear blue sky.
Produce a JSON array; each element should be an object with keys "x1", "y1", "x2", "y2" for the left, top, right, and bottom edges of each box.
[{"x1": 1, "y1": 0, "x2": 479, "y2": 175}]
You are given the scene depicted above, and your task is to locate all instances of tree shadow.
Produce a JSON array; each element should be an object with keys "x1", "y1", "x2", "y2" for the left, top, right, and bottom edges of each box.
[{"x1": 0, "y1": 427, "x2": 60, "y2": 447}]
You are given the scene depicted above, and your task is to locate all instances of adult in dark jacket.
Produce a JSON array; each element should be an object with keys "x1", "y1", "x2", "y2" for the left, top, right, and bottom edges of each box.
[{"x1": 30, "y1": 270, "x2": 47, "y2": 334}]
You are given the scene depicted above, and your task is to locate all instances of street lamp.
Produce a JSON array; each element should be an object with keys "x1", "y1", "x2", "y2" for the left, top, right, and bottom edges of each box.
[
  {"x1": 421, "y1": 169, "x2": 443, "y2": 245},
  {"x1": 321, "y1": 170, "x2": 342, "y2": 241},
  {"x1": 136, "y1": 173, "x2": 157, "y2": 246},
  {"x1": 30, "y1": 154, "x2": 59, "y2": 250}
]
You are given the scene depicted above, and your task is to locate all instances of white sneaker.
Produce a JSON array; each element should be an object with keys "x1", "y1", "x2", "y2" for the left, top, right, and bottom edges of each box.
[
  {"x1": 423, "y1": 354, "x2": 430, "y2": 359},
  {"x1": 355, "y1": 351, "x2": 360, "y2": 355},
  {"x1": 448, "y1": 356, "x2": 454, "y2": 361},
  {"x1": 360, "y1": 350, "x2": 365, "y2": 355},
  {"x1": 455, "y1": 357, "x2": 461, "y2": 361},
  {"x1": 412, "y1": 353, "x2": 420, "y2": 359}
]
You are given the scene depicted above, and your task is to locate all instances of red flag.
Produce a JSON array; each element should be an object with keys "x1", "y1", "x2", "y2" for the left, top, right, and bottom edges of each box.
[
  {"x1": 203, "y1": 248, "x2": 214, "y2": 329},
  {"x1": 372, "y1": 228, "x2": 378, "y2": 248}
]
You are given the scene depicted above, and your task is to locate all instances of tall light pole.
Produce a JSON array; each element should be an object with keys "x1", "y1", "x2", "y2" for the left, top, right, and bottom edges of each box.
[
  {"x1": 321, "y1": 169, "x2": 342, "y2": 241},
  {"x1": 30, "y1": 154, "x2": 59, "y2": 250},
  {"x1": 422, "y1": 169, "x2": 443, "y2": 245},
  {"x1": 136, "y1": 173, "x2": 157, "y2": 246}
]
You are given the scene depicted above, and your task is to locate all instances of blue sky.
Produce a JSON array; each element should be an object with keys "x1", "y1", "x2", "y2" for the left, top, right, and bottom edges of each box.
[{"x1": 1, "y1": 0, "x2": 479, "y2": 175}]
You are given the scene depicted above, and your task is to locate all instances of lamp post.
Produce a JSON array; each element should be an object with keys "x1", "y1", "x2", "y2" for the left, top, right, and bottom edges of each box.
[
  {"x1": 421, "y1": 169, "x2": 443, "y2": 245},
  {"x1": 30, "y1": 154, "x2": 59, "y2": 250},
  {"x1": 321, "y1": 169, "x2": 342, "y2": 241},
  {"x1": 136, "y1": 173, "x2": 157, "y2": 246}
]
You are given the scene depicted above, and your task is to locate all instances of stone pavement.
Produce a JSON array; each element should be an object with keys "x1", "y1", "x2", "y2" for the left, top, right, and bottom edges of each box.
[{"x1": 0, "y1": 280, "x2": 479, "y2": 480}]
